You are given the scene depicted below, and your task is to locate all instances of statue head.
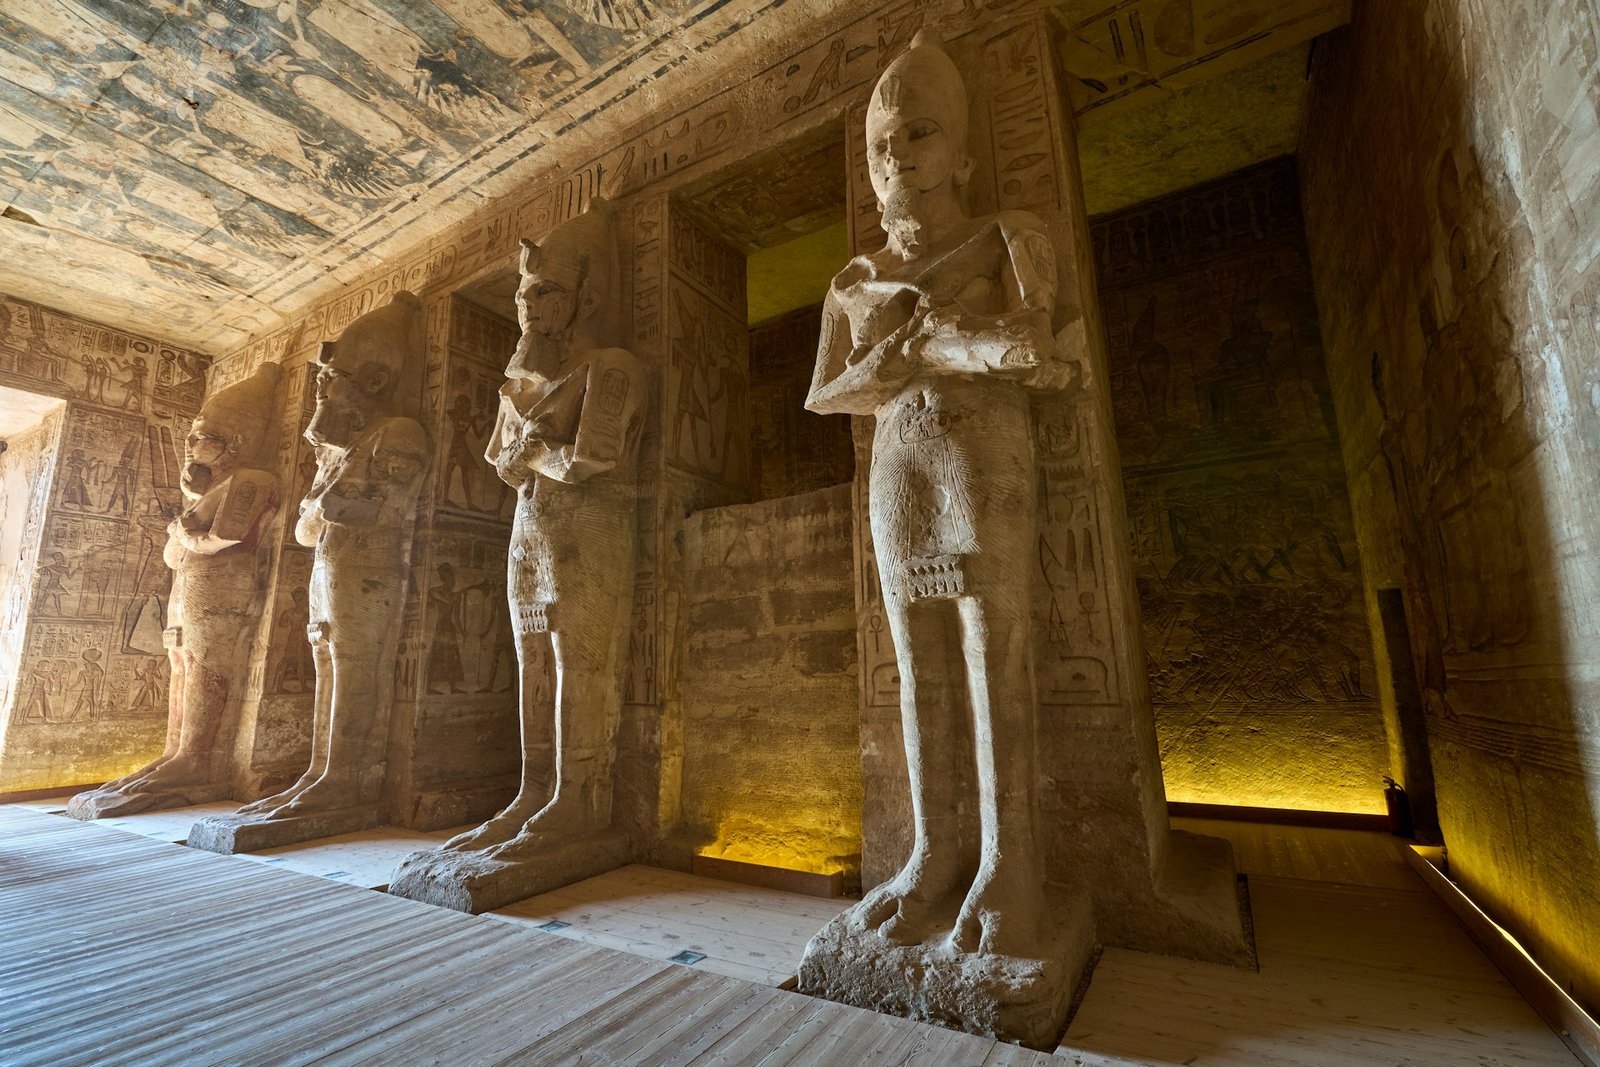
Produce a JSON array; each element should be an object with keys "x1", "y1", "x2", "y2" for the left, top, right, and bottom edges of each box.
[
  {"x1": 866, "y1": 29, "x2": 974, "y2": 250},
  {"x1": 183, "y1": 362, "x2": 283, "y2": 498},
  {"x1": 308, "y1": 291, "x2": 424, "y2": 447},
  {"x1": 508, "y1": 202, "x2": 619, "y2": 378}
]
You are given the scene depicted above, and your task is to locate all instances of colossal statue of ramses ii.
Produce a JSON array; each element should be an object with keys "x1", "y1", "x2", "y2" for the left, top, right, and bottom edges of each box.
[
  {"x1": 797, "y1": 29, "x2": 1090, "y2": 1046},
  {"x1": 390, "y1": 203, "x2": 647, "y2": 912},
  {"x1": 188, "y1": 292, "x2": 430, "y2": 853},
  {"x1": 69, "y1": 363, "x2": 284, "y2": 819}
]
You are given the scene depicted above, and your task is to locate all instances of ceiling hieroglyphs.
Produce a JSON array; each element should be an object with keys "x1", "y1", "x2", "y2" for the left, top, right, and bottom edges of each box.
[{"x1": 0, "y1": 0, "x2": 1347, "y2": 356}]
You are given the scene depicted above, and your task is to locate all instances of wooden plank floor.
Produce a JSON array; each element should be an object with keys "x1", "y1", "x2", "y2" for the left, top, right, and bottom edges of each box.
[
  {"x1": 1066, "y1": 821, "x2": 1579, "y2": 1065},
  {"x1": 1, "y1": 805, "x2": 1579, "y2": 1065},
  {"x1": 493, "y1": 864, "x2": 850, "y2": 987},
  {"x1": 10, "y1": 795, "x2": 466, "y2": 890},
  {"x1": 0, "y1": 806, "x2": 1066, "y2": 1067}
]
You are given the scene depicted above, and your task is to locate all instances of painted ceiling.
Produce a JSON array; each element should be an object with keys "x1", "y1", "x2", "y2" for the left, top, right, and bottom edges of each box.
[{"x1": 0, "y1": 0, "x2": 1347, "y2": 354}]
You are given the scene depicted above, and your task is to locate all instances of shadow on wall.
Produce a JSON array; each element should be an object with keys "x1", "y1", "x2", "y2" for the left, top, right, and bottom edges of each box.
[{"x1": 1299, "y1": 1, "x2": 1600, "y2": 1014}]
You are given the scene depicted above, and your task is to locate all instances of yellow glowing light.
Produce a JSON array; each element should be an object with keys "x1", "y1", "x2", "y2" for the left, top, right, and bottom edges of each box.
[{"x1": 699, "y1": 810, "x2": 857, "y2": 877}]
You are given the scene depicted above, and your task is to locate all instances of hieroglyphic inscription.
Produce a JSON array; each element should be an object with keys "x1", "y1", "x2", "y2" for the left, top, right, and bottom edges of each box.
[
  {"x1": 668, "y1": 209, "x2": 748, "y2": 318},
  {"x1": 0, "y1": 293, "x2": 209, "y2": 788},
  {"x1": 633, "y1": 195, "x2": 668, "y2": 348},
  {"x1": 982, "y1": 24, "x2": 1060, "y2": 213},
  {"x1": 664, "y1": 276, "x2": 749, "y2": 489},
  {"x1": 1034, "y1": 414, "x2": 1122, "y2": 708}
]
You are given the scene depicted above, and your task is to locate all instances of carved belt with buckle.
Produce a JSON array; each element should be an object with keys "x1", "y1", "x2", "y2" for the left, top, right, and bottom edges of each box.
[
  {"x1": 898, "y1": 554, "x2": 966, "y2": 600},
  {"x1": 516, "y1": 603, "x2": 551, "y2": 634}
]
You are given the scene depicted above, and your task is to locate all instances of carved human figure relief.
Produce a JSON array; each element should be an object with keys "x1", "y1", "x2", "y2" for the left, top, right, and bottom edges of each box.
[
  {"x1": 803, "y1": 32, "x2": 1080, "y2": 958},
  {"x1": 197, "y1": 292, "x2": 430, "y2": 842},
  {"x1": 390, "y1": 205, "x2": 646, "y2": 911},
  {"x1": 67, "y1": 363, "x2": 284, "y2": 819}
]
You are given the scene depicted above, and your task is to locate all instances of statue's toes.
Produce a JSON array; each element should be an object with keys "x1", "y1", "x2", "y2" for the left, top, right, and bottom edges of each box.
[
  {"x1": 949, "y1": 907, "x2": 983, "y2": 953},
  {"x1": 858, "y1": 889, "x2": 899, "y2": 931}
]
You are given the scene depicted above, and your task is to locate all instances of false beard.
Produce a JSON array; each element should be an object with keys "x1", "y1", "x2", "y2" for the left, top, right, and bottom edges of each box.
[
  {"x1": 179, "y1": 462, "x2": 212, "y2": 500},
  {"x1": 305, "y1": 401, "x2": 366, "y2": 449},
  {"x1": 881, "y1": 187, "x2": 926, "y2": 256},
  {"x1": 507, "y1": 328, "x2": 563, "y2": 381}
]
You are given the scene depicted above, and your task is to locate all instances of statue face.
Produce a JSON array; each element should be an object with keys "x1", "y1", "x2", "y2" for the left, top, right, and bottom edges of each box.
[
  {"x1": 307, "y1": 341, "x2": 387, "y2": 446},
  {"x1": 180, "y1": 413, "x2": 237, "y2": 498},
  {"x1": 507, "y1": 264, "x2": 580, "y2": 380},
  {"x1": 516, "y1": 268, "x2": 576, "y2": 340},
  {"x1": 867, "y1": 113, "x2": 960, "y2": 204}
]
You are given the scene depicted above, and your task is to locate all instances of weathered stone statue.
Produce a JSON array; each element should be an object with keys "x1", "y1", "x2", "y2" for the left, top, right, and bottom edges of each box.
[
  {"x1": 389, "y1": 205, "x2": 646, "y2": 912},
  {"x1": 796, "y1": 32, "x2": 1092, "y2": 1046},
  {"x1": 67, "y1": 363, "x2": 283, "y2": 819},
  {"x1": 189, "y1": 292, "x2": 430, "y2": 854}
]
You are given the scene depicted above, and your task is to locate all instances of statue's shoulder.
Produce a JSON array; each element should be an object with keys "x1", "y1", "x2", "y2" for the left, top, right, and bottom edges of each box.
[
  {"x1": 829, "y1": 252, "x2": 882, "y2": 293},
  {"x1": 225, "y1": 467, "x2": 280, "y2": 496},
  {"x1": 584, "y1": 346, "x2": 646, "y2": 379},
  {"x1": 989, "y1": 208, "x2": 1050, "y2": 238},
  {"x1": 363, "y1": 415, "x2": 429, "y2": 453}
]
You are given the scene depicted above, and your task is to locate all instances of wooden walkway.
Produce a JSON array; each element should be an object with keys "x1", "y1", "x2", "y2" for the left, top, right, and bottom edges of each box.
[
  {"x1": 0, "y1": 805, "x2": 1580, "y2": 1065},
  {"x1": 0, "y1": 806, "x2": 1066, "y2": 1066},
  {"x1": 1067, "y1": 818, "x2": 1579, "y2": 1066}
]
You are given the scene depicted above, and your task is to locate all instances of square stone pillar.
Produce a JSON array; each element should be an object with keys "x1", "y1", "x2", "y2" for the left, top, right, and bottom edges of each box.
[{"x1": 615, "y1": 192, "x2": 751, "y2": 862}]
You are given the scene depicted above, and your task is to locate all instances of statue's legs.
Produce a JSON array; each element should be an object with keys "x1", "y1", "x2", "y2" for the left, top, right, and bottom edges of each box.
[
  {"x1": 236, "y1": 626, "x2": 334, "y2": 815},
  {"x1": 486, "y1": 613, "x2": 626, "y2": 862},
  {"x1": 858, "y1": 592, "x2": 972, "y2": 943},
  {"x1": 443, "y1": 628, "x2": 556, "y2": 852},
  {"x1": 283, "y1": 621, "x2": 390, "y2": 811},
  {"x1": 950, "y1": 586, "x2": 1042, "y2": 955}
]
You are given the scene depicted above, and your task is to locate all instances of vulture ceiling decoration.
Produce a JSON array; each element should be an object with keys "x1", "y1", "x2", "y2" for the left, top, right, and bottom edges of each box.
[{"x1": 0, "y1": 0, "x2": 1346, "y2": 354}]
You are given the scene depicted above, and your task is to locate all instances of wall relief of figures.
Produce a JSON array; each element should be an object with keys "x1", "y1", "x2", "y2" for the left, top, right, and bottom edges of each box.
[
  {"x1": 0, "y1": 293, "x2": 210, "y2": 790},
  {"x1": 1093, "y1": 159, "x2": 1378, "y2": 749}
]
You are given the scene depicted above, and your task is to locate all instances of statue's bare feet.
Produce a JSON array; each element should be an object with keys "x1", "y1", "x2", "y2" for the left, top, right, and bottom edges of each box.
[
  {"x1": 443, "y1": 792, "x2": 545, "y2": 852},
  {"x1": 103, "y1": 754, "x2": 173, "y2": 792},
  {"x1": 481, "y1": 800, "x2": 599, "y2": 863},
  {"x1": 950, "y1": 856, "x2": 1042, "y2": 956},
  {"x1": 235, "y1": 771, "x2": 319, "y2": 817},
  {"x1": 116, "y1": 753, "x2": 208, "y2": 795},
  {"x1": 856, "y1": 848, "x2": 963, "y2": 945},
  {"x1": 266, "y1": 775, "x2": 360, "y2": 817}
]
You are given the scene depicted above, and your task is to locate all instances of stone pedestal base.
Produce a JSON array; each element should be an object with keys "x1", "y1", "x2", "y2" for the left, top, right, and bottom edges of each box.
[
  {"x1": 185, "y1": 802, "x2": 383, "y2": 854},
  {"x1": 798, "y1": 889, "x2": 1095, "y2": 1050},
  {"x1": 388, "y1": 828, "x2": 631, "y2": 913},
  {"x1": 66, "y1": 782, "x2": 232, "y2": 821}
]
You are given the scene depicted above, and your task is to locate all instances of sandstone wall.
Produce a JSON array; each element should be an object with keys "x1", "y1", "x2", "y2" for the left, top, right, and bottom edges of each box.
[
  {"x1": 0, "y1": 294, "x2": 212, "y2": 792},
  {"x1": 678, "y1": 485, "x2": 861, "y2": 881},
  {"x1": 1301, "y1": 0, "x2": 1600, "y2": 1011},
  {"x1": 1092, "y1": 159, "x2": 1386, "y2": 815}
]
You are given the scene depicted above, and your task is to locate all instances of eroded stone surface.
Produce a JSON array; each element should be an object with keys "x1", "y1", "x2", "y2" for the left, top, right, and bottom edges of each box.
[
  {"x1": 799, "y1": 887, "x2": 1094, "y2": 1050},
  {"x1": 189, "y1": 292, "x2": 430, "y2": 854},
  {"x1": 68, "y1": 363, "x2": 283, "y2": 820},
  {"x1": 390, "y1": 205, "x2": 646, "y2": 911}
]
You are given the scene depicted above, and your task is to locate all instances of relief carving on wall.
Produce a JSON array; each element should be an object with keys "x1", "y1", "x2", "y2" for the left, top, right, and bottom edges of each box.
[{"x1": 1094, "y1": 160, "x2": 1376, "y2": 725}]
